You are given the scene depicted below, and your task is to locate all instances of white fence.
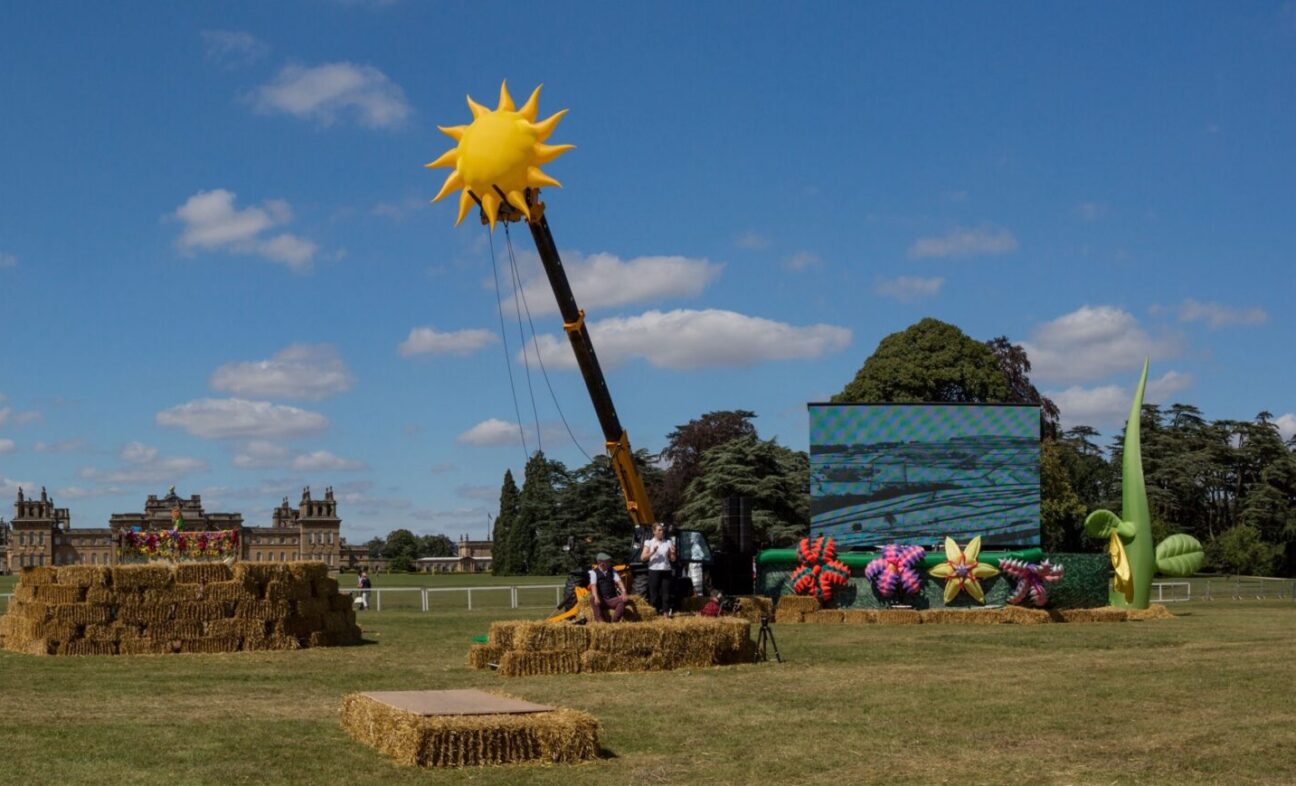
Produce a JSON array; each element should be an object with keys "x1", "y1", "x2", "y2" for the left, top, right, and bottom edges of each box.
[
  {"x1": 351, "y1": 584, "x2": 565, "y2": 613},
  {"x1": 1199, "y1": 576, "x2": 1296, "y2": 601},
  {"x1": 1150, "y1": 581, "x2": 1192, "y2": 603}
]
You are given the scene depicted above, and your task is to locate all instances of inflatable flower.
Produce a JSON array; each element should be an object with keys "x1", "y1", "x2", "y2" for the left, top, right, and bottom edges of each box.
[
  {"x1": 790, "y1": 536, "x2": 852, "y2": 602},
  {"x1": 929, "y1": 536, "x2": 999, "y2": 604},
  {"x1": 999, "y1": 558, "x2": 1065, "y2": 607},
  {"x1": 863, "y1": 544, "x2": 926, "y2": 598}
]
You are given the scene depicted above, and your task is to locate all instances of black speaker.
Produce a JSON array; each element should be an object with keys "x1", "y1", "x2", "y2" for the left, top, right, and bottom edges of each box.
[{"x1": 723, "y1": 496, "x2": 753, "y2": 555}]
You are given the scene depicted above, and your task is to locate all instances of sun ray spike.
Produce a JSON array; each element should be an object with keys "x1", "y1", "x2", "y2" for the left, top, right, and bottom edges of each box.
[
  {"x1": 432, "y1": 170, "x2": 463, "y2": 202},
  {"x1": 532, "y1": 143, "x2": 575, "y2": 165},
  {"x1": 505, "y1": 189, "x2": 531, "y2": 221},
  {"x1": 497, "y1": 81, "x2": 515, "y2": 112},
  {"x1": 438, "y1": 124, "x2": 466, "y2": 141},
  {"x1": 530, "y1": 109, "x2": 568, "y2": 142},
  {"x1": 481, "y1": 191, "x2": 501, "y2": 229},
  {"x1": 454, "y1": 189, "x2": 474, "y2": 226},
  {"x1": 525, "y1": 166, "x2": 562, "y2": 189},
  {"x1": 518, "y1": 85, "x2": 543, "y2": 121},
  {"x1": 424, "y1": 149, "x2": 457, "y2": 169},
  {"x1": 467, "y1": 95, "x2": 489, "y2": 119}
]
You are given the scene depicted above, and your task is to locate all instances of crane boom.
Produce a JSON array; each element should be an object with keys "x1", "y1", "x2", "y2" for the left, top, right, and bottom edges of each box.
[{"x1": 504, "y1": 193, "x2": 656, "y2": 528}]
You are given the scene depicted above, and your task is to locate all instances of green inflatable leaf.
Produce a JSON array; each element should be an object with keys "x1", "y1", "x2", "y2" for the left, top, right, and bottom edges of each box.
[
  {"x1": 1155, "y1": 533, "x2": 1204, "y2": 577},
  {"x1": 1085, "y1": 510, "x2": 1135, "y2": 540}
]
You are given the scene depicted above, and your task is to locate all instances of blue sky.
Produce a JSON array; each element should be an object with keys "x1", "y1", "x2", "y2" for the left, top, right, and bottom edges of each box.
[{"x1": 1, "y1": 2, "x2": 1293, "y2": 542}]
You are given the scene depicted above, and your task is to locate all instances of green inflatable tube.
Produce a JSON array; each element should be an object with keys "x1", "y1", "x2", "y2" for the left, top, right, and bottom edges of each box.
[{"x1": 756, "y1": 547, "x2": 1045, "y2": 572}]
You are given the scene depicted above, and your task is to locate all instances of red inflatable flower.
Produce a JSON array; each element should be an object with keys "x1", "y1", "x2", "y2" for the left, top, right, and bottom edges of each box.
[{"x1": 790, "y1": 536, "x2": 852, "y2": 602}]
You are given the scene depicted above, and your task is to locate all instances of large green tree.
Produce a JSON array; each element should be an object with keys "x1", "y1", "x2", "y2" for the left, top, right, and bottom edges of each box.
[
  {"x1": 1040, "y1": 439, "x2": 1087, "y2": 551},
  {"x1": 510, "y1": 452, "x2": 568, "y2": 575},
  {"x1": 678, "y1": 436, "x2": 809, "y2": 549},
  {"x1": 655, "y1": 410, "x2": 759, "y2": 523},
  {"x1": 832, "y1": 318, "x2": 1009, "y2": 404},
  {"x1": 491, "y1": 470, "x2": 520, "y2": 575}
]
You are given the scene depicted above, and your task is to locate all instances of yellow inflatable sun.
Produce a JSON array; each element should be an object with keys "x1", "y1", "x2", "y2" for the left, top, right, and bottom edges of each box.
[{"x1": 426, "y1": 81, "x2": 574, "y2": 229}]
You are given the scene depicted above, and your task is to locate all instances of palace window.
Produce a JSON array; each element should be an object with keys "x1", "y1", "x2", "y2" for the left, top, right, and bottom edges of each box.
[{"x1": 327, "y1": 532, "x2": 334, "y2": 545}]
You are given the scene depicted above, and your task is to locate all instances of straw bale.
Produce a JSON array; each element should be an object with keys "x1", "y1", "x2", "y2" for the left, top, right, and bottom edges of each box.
[
  {"x1": 339, "y1": 693, "x2": 600, "y2": 768},
  {"x1": 198, "y1": 581, "x2": 258, "y2": 603},
  {"x1": 63, "y1": 640, "x2": 118, "y2": 656},
  {"x1": 512, "y1": 621, "x2": 591, "y2": 652},
  {"x1": 729, "y1": 596, "x2": 775, "y2": 624},
  {"x1": 308, "y1": 631, "x2": 336, "y2": 647},
  {"x1": 488, "y1": 621, "x2": 525, "y2": 649},
  {"x1": 119, "y1": 604, "x2": 175, "y2": 626},
  {"x1": 297, "y1": 597, "x2": 329, "y2": 618},
  {"x1": 775, "y1": 595, "x2": 821, "y2": 620},
  {"x1": 497, "y1": 650, "x2": 581, "y2": 677},
  {"x1": 841, "y1": 609, "x2": 880, "y2": 624},
  {"x1": 57, "y1": 566, "x2": 111, "y2": 588},
  {"x1": 242, "y1": 634, "x2": 301, "y2": 651},
  {"x1": 175, "y1": 601, "x2": 229, "y2": 622},
  {"x1": 146, "y1": 620, "x2": 206, "y2": 640},
  {"x1": 34, "y1": 585, "x2": 85, "y2": 604},
  {"x1": 143, "y1": 587, "x2": 196, "y2": 604},
  {"x1": 84, "y1": 587, "x2": 115, "y2": 604},
  {"x1": 323, "y1": 613, "x2": 359, "y2": 637},
  {"x1": 875, "y1": 609, "x2": 922, "y2": 625},
  {"x1": 1127, "y1": 604, "x2": 1175, "y2": 621},
  {"x1": 1053, "y1": 607, "x2": 1130, "y2": 623},
  {"x1": 232, "y1": 562, "x2": 289, "y2": 594},
  {"x1": 313, "y1": 577, "x2": 340, "y2": 598},
  {"x1": 118, "y1": 638, "x2": 173, "y2": 655},
  {"x1": 329, "y1": 593, "x2": 354, "y2": 612},
  {"x1": 174, "y1": 562, "x2": 233, "y2": 585},
  {"x1": 111, "y1": 565, "x2": 174, "y2": 592},
  {"x1": 234, "y1": 599, "x2": 291, "y2": 620},
  {"x1": 468, "y1": 644, "x2": 504, "y2": 670},
  {"x1": 276, "y1": 615, "x2": 313, "y2": 639},
  {"x1": 287, "y1": 561, "x2": 329, "y2": 583},
  {"x1": 11, "y1": 600, "x2": 52, "y2": 622},
  {"x1": 14, "y1": 585, "x2": 38, "y2": 603},
  {"x1": 587, "y1": 623, "x2": 662, "y2": 657},
  {"x1": 580, "y1": 650, "x2": 664, "y2": 673},
  {"x1": 266, "y1": 579, "x2": 313, "y2": 602},
  {"x1": 180, "y1": 637, "x2": 241, "y2": 654},
  {"x1": 998, "y1": 606, "x2": 1052, "y2": 624},
  {"x1": 20, "y1": 566, "x2": 59, "y2": 586},
  {"x1": 919, "y1": 609, "x2": 1006, "y2": 625},
  {"x1": 53, "y1": 603, "x2": 113, "y2": 626},
  {"x1": 84, "y1": 623, "x2": 130, "y2": 642},
  {"x1": 805, "y1": 610, "x2": 845, "y2": 625},
  {"x1": 207, "y1": 618, "x2": 268, "y2": 639}
]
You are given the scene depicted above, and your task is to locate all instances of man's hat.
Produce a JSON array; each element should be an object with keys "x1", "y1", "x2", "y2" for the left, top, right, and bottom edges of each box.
[{"x1": 595, "y1": 552, "x2": 612, "y2": 562}]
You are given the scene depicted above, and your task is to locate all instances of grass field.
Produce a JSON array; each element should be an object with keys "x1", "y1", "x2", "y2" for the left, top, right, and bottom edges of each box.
[{"x1": 1, "y1": 578, "x2": 1293, "y2": 786}]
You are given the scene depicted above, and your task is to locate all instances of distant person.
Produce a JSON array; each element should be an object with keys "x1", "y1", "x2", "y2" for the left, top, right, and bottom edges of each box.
[
  {"x1": 588, "y1": 553, "x2": 627, "y2": 623},
  {"x1": 640, "y1": 522, "x2": 676, "y2": 616},
  {"x1": 700, "y1": 590, "x2": 723, "y2": 618},
  {"x1": 357, "y1": 569, "x2": 372, "y2": 610}
]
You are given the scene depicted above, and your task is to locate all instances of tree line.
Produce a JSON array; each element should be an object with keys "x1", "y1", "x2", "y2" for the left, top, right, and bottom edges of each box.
[{"x1": 481, "y1": 316, "x2": 1293, "y2": 578}]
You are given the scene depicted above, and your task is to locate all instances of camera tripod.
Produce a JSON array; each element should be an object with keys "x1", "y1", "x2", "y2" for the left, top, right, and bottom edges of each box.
[{"x1": 754, "y1": 615, "x2": 782, "y2": 663}]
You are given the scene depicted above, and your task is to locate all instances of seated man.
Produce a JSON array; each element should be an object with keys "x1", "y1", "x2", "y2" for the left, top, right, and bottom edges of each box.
[{"x1": 588, "y1": 552, "x2": 627, "y2": 623}]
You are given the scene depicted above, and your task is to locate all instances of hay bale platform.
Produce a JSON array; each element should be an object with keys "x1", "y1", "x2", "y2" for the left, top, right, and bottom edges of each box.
[
  {"x1": 340, "y1": 689, "x2": 599, "y2": 767},
  {"x1": 0, "y1": 562, "x2": 361, "y2": 656},
  {"x1": 773, "y1": 596, "x2": 1177, "y2": 625},
  {"x1": 469, "y1": 617, "x2": 754, "y2": 676}
]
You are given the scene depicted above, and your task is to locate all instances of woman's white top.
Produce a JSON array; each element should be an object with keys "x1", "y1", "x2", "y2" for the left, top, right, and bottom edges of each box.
[{"x1": 645, "y1": 537, "x2": 674, "y2": 571}]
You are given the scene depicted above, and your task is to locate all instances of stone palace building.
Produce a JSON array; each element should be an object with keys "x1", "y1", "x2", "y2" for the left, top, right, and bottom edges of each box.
[{"x1": 3, "y1": 486, "x2": 369, "y2": 573}]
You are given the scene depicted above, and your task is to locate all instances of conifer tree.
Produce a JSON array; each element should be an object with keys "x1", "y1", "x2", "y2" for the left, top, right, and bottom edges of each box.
[{"x1": 491, "y1": 470, "x2": 519, "y2": 575}]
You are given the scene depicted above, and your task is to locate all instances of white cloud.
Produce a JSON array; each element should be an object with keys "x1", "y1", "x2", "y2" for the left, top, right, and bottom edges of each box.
[
  {"x1": 1075, "y1": 202, "x2": 1109, "y2": 221},
  {"x1": 251, "y1": 62, "x2": 411, "y2": 129},
  {"x1": 0, "y1": 477, "x2": 36, "y2": 498},
  {"x1": 735, "y1": 232, "x2": 770, "y2": 250},
  {"x1": 874, "y1": 276, "x2": 944, "y2": 303},
  {"x1": 157, "y1": 398, "x2": 328, "y2": 439},
  {"x1": 1049, "y1": 371, "x2": 1194, "y2": 427},
  {"x1": 232, "y1": 440, "x2": 293, "y2": 469},
  {"x1": 455, "y1": 484, "x2": 497, "y2": 501},
  {"x1": 782, "y1": 251, "x2": 822, "y2": 272},
  {"x1": 57, "y1": 486, "x2": 124, "y2": 500},
  {"x1": 293, "y1": 450, "x2": 366, "y2": 471},
  {"x1": 429, "y1": 462, "x2": 456, "y2": 474},
  {"x1": 0, "y1": 252, "x2": 16, "y2": 268},
  {"x1": 411, "y1": 506, "x2": 490, "y2": 530},
  {"x1": 0, "y1": 407, "x2": 7, "y2": 426},
  {"x1": 13, "y1": 410, "x2": 41, "y2": 425},
  {"x1": 457, "y1": 418, "x2": 524, "y2": 447},
  {"x1": 80, "y1": 442, "x2": 209, "y2": 485},
  {"x1": 201, "y1": 30, "x2": 269, "y2": 67},
  {"x1": 0, "y1": 439, "x2": 14, "y2": 454},
  {"x1": 505, "y1": 252, "x2": 723, "y2": 316},
  {"x1": 211, "y1": 343, "x2": 354, "y2": 400},
  {"x1": 172, "y1": 189, "x2": 317, "y2": 271},
  {"x1": 1177, "y1": 299, "x2": 1268, "y2": 329},
  {"x1": 907, "y1": 225, "x2": 1018, "y2": 259},
  {"x1": 1020, "y1": 305, "x2": 1182, "y2": 383},
  {"x1": 1276, "y1": 414, "x2": 1296, "y2": 443},
  {"x1": 527, "y1": 308, "x2": 851, "y2": 371},
  {"x1": 399, "y1": 327, "x2": 497, "y2": 357},
  {"x1": 34, "y1": 439, "x2": 88, "y2": 454}
]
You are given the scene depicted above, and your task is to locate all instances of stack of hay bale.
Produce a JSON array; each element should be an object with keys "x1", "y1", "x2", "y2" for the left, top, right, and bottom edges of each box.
[
  {"x1": 772, "y1": 595, "x2": 1174, "y2": 625},
  {"x1": 0, "y1": 562, "x2": 361, "y2": 656},
  {"x1": 468, "y1": 616, "x2": 754, "y2": 676}
]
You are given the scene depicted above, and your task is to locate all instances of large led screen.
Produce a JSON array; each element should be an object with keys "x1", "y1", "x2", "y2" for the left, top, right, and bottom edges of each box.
[{"x1": 810, "y1": 404, "x2": 1040, "y2": 549}]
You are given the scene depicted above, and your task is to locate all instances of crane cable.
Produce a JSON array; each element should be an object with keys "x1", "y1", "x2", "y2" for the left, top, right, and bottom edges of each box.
[
  {"x1": 504, "y1": 228, "x2": 544, "y2": 456},
  {"x1": 486, "y1": 229, "x2": 530, "y2": 463},
  {"x1": 503, "y1": 223, "x2": 595, "y2": 463}
]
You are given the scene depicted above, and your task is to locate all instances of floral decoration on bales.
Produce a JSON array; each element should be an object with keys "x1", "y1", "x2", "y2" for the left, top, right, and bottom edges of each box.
[
  {"x1": 999, "y1": 558, "x2": 1065, "y2": 607},
  {"x1": 119, "y1": 528, "x2": 239, "y2": 562},
  {"x1": 863, "y1": 544, "x2": 926, "y2": 599},
  {"x1": 790, "y1": 536, "x2": 852, "y2": 602},
  {"x1": 929, "y1": 536, "x2": 999, "y2": 604}
]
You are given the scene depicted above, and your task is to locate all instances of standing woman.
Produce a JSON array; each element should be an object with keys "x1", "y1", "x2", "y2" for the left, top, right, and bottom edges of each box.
[{"x1": 641, "y1": 522, "x2": 677, "y2": 616}]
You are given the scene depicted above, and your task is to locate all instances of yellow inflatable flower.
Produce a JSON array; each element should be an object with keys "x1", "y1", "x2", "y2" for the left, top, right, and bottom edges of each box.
[{"x1": 929, "y1": 536, "x2": 999, "y2": 604}]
